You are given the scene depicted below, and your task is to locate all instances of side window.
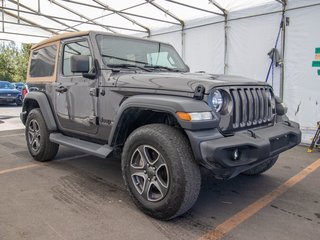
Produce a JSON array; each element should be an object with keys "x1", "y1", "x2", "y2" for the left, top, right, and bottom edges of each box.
[
  {"x1": 30, "y1": 45, "x2": 57, "y2": 78},
  {"x1": 63, "y1": 40, "x2": 92, "y2": 76}
]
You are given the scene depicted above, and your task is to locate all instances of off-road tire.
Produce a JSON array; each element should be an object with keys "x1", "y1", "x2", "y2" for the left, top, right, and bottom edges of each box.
[
  {"x1": 122, "y1": 124, "x2": 201, "y2": 220},
  {"x1": 26, "y1": 108, "x2": 59, "y2": 161},
  {"x1": 242, "y1": 155, "x2": 278, "y2": 176}
]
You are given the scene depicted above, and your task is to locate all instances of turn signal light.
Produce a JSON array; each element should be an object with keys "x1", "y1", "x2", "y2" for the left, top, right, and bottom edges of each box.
[
  {"x1": 176, "y1": 112, "x2": 192, "y2": 121},
  {"x1": 176, "y1": 112, "x2": 212, "y2": 121}
]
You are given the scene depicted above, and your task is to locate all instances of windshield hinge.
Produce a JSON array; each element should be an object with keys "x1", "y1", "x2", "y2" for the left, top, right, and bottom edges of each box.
[
  {"x1": 89, "y1": 115, "x2": 99, "y2": 125},
  {"x1": 89, "y1": 88, "x2": 99, "y2": 97},
  {"x1": 193, "y1": 84, "x2": 205, "y2": 100}
]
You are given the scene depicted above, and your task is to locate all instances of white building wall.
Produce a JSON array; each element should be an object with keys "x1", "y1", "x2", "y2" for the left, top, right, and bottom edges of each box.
[
  {"x1": 183, "y1": 23, "x2": 225, "y2": 74},
  {"x1": 284, "y1": 3, "x2": 320, "y2": 143}
]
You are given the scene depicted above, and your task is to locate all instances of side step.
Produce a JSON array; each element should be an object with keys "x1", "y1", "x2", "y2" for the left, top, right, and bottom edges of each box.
[{"x1": 50, "y1": 133, "x2": 113, "y2": 158}]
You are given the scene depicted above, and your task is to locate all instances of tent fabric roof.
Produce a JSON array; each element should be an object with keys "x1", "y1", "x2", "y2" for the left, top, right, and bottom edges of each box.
[{"x1": 0, "y1": 0, "x2": 284, "y2": 43}]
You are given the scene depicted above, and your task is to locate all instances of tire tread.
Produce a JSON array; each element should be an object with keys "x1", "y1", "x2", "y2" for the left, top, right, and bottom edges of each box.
[
  {"x1": 26, "y1": 108, "x2": 59, "y2": 162},
  {"x1": 122, "y1": 124, "x2": 201, "y2": 220}
]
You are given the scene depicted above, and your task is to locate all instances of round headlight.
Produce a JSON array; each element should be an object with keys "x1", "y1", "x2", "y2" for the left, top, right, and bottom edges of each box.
[{"x1": 210, "y1": 89, "x2": 224, "y2": 112}]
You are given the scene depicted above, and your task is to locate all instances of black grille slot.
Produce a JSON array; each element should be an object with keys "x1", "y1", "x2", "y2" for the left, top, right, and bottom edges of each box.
[{"x1": 228, "y1": 87, "x2": 274, "y2": 131}]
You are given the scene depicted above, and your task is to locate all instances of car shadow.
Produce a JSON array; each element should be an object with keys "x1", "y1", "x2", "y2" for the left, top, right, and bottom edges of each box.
[{"x1": 45, "y1": 151, "x2": 283, "y2": 231}]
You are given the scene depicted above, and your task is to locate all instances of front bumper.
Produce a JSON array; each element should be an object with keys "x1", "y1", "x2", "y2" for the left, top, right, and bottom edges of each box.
[
  {"x1": 186, "y1": 121, "x2": 301, "y2": 179},
  {"x1": 0, "y1": 96, "x2": 17, "y2": 103},
  {"x1": 0, "y1": 95, "x2": 21, "y2": 104}
]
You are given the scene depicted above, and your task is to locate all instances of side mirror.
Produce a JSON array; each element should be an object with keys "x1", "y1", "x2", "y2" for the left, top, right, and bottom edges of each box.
[{"x1": 71, "y1": 55, "x2": 89, "y2": 73}]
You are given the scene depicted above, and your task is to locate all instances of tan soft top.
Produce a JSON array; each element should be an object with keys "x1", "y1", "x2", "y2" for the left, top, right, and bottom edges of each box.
[{"x1": 31, "y1": 31, "x2": 90, "y2": 50}]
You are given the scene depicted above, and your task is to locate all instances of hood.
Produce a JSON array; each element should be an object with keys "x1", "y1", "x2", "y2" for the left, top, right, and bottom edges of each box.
[
  {"x1": 115, "y1": 72, "x2": 268, "y2": 94},
  {"x1": 0, "y1": 88, "x2": 20, "y2": 95}
]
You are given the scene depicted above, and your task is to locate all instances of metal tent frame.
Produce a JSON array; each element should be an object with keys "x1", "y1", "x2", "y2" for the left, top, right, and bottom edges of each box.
[{"x1": 0, "y1": 0, "x2": 300, "y2": 99}]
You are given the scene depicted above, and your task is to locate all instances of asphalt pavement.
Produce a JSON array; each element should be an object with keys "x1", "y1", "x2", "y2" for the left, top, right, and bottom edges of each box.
[
  {"x1": 0, "y1": 104, "x2": 24, "y2": 131},
  {"x1": 0, "y1": 105, "x2": 319, "y2": 240}
]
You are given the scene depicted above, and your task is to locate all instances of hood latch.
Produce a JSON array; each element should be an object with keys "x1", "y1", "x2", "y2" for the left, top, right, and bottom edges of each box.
[{"x1": 193, "y1": 84, "x2": 205, "y2": 100}]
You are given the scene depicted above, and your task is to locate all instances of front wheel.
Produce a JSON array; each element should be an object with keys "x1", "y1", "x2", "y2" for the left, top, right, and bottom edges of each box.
[
  {"x1": 122, "y1": 124, "x2": 201, "y2": 220},
  {"x1": 26, "y1": 108, "x2": 59, "y2": 161}
]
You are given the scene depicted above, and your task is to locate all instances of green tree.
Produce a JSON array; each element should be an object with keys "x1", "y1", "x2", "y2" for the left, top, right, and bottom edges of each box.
[
  {"x1": 0, "y1": 41, "x2": 32, "y2": 82},
  {"x1": 13, "y1": 43, "x2": 32, "y2": 82},
  {"x1": 0, "y1": 42, "x2": 17, "y2": 81}
]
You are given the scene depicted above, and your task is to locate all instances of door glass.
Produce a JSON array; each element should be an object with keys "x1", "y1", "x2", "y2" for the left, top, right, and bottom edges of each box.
[{"x1": 63, "y1": 40, "x2": 92, "y2": 76}]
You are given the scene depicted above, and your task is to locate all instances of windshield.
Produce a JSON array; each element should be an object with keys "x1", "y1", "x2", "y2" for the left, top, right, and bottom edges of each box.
[
  {"x1": 15, "y1": 83, "x2": 24, "y2": 87},
  {"x1": 96, "y1": 35, "x2": 188, "y2": 72},
  {"x1": 0, "y1": 82, "x2": 14, "y2": 89}
]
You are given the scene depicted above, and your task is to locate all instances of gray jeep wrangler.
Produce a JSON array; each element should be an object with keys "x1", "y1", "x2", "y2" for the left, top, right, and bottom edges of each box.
[{"x1": 21, "y1": 31, "x2": 301, "y2": 220}]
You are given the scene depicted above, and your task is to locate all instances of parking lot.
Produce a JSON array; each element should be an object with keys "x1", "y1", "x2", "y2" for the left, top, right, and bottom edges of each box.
[
  {"x1": 0, "y1": 105, "x2": 319, "y2": 240},
  {"x1": 0, "y1": 105, "x2": 24, "y2": 131}
]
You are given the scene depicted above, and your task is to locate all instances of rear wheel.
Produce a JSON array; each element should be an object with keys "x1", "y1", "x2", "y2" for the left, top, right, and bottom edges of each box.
[
  {"x1": 26, "y1": 108, "x2": 59, "y2": 161},
  {"x1": 242, "y1": 155, "x2": 278, "y2": 176},
  {"x1": 122, "y1": 124, "x2": 201, "y2": 220}
]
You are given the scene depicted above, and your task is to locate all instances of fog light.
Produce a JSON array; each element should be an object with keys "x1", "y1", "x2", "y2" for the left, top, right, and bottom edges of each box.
[{"x1": 233, "y1": 149, "x2": 240, "y2": 161}]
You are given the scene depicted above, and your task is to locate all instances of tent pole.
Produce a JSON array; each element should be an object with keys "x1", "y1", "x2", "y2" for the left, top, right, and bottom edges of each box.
[
  {"x1": 181, "y1": 27, "x2": 185, "y2": 60},
  {"x1": 92, "y1": 0, "x2": 150, "y2": 36},
  {"x1": 208, "y1": 1, "x2": 228, "y2": 74},
  {"x1": 17, "y1": 0, "x2": 20, "y2": 23},
  {"x1": 8, "y1": 0, "x2": 80, "y2": 32},
  {"x1": 49, "y1": 0, "x2": 117, "y2": 33},
  {"x1": 280, "y1": 0, "x2": 287, "y2": 100},
  {"x1": 224, "y1": 14, "x2": 228, "y2": 74},
  {"x1": 3, "y1": 9, "x2": 57, "y2": 34},
  {"x1": 1, "y1": 0, "x2": 4, "y2": 32}
]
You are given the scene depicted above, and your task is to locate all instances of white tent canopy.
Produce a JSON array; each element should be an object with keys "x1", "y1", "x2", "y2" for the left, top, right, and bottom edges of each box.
[
  {"x1": 0, "y1": 0, "x2": 288, "y2": 42},
  {"x1": 1, "y1": 0, "x2": 320, "y2": 144}
]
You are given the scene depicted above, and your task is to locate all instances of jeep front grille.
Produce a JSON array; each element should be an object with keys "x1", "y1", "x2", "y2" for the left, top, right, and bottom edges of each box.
[{"x1": 219, "y1": 86, "x2": 275, "y2": 132}]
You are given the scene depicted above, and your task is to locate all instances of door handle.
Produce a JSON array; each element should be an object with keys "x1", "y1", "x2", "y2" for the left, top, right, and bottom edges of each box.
[{"x1": 55, "y1": 86, "x2": 68, "y2": 93}]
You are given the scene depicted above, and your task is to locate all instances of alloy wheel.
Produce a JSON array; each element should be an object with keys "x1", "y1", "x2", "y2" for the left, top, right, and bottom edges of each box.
[
  {"x1": 28, "y1": 119, "x2": 41, "y2": 152},
  {"x1": 130, "y1": 145, "x2": 169, "y2": 202}
]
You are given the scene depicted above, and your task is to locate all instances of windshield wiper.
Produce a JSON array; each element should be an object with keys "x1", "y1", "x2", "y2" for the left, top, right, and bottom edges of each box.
[
  {"x1": 107, "y1": 63, "x2": 151, "y2": 72},
  {"x1": 143, "y1": 65, "x2": 182, "y2": 72}
]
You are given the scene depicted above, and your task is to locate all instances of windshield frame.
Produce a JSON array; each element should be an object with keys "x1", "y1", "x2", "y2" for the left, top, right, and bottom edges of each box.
[{"x1": 95, "y1": 34, "x2": 189, "y2": 72}]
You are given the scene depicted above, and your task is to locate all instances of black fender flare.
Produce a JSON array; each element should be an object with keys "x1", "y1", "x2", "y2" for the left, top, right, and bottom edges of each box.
[
  {"x1": 108, "y1": 94, "x2": 219, "y2": 145},
  {"x1": 21, "y1": 92, "x2": 57, "y2": 131}
]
